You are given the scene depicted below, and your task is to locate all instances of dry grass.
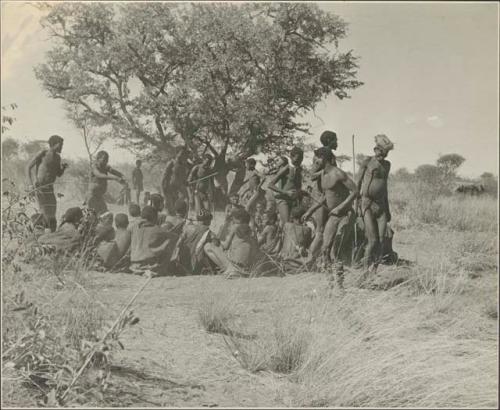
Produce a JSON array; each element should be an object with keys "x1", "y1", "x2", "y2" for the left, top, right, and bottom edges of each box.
[{"x1": 289, "y1": 291, "x2": 497, "y2": 408}]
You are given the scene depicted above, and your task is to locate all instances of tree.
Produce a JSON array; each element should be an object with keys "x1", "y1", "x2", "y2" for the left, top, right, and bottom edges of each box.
[
  {"x1": 22, "y1": 140, "x2": 47, "y2": 159},
  {"x1": 355, "y1": 153, "x2": 368, "y2": 168},
  {"x1": 436, "y1": 153, "x2": 465, "y2": 179},
  {"x1": 415, "y1": 164, "x2": 442, "y2": 185},
  {"x1": 1, "y1": 138, "x2": 20, "y2": 161},
  {"x1": 336, "y1": 154, "x2": 351, "y2": 169},
  {"x1": 393, "y1": 167, "x2": 412, "y2": 181},
  {"x1": 35, "y1": 3, "x2": 362, "y2": 164},
  {"x1": 1, "y1": 103, "x2": 17, "y2": 134}
]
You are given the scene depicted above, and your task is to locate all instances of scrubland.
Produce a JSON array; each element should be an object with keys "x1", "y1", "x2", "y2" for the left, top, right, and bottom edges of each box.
[{"x1": 1, "y1": 176, "x2": 498, "y2": 407}]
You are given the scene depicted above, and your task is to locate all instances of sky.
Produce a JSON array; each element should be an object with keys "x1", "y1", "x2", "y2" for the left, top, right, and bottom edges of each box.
[{"x1": 1, "y1": 1, "x2": 498, "y2": 177}]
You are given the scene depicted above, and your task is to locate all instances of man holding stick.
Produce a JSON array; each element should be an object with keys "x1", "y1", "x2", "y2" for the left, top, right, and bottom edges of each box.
[
  {"x1": 302, "y1": 147, "x2": 358, "y2": 289},
  {"x1": 187, "y1": 154, "x2": 216, "y2": 215}
]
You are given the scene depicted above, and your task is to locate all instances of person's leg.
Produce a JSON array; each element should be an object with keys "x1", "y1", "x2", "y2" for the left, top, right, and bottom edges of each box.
[
  {"x1": 375, "y1": 212, "x2": 388, "y2": 267},
  {"x1": 358, "y1": 207, "x2": 379, "y2": 286},
  {"x1": 276, "y1": 200, "x2": 290, "y2": 227},
  {"x1": 308, "y1": 207, "x2": 326, "y2": 263},
  {"x1": 203, "y1": 243, "x2": 236, "y2": 274}
]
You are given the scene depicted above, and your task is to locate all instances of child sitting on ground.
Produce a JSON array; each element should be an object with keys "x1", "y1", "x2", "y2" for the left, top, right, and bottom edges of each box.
[
  {"x1": 128, "y1": 203, "x2": 141, "y2": 230},
  {"x1": 280, "y1": 206, "x2": 312, "y2": 262},
  {"x1": 257, "y1": 211, "x2": 281, "y2": 255},
  {"x1": 94, "y1": 211, "x2": 115, "y2": 245}
]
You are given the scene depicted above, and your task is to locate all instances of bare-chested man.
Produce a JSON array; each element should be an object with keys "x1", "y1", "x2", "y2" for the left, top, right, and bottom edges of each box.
[
  {"x1": 26, "y1": 135, "x2": 68, "y2": 232},
  {"x1": 162, "y1": 147, "x2": 190, "y2": 215},
  {"x1": 87, "y1": 150, "x2": 127, "y2": 216},
  {"x1": 309, "y1": 131, "x2": 339, "y2": 260},
  {"x1": 268, "y1": 147, "x2": 304, "y2": 226},
  {"x1": 302, "y1": 147, "x2": 358, "y2": 288},
  {"x1": 131, "y1": 159, "x2": 143, "y2": 205},
  {"x1": 228, "y1": 153, "x2": 250, "y2": 197},
  {"x1": 187, "y1": 154, "x2": 215, "y2": 215},
  {"x1": 356, "y1": 134, "x2": 393, "y2": 283}
]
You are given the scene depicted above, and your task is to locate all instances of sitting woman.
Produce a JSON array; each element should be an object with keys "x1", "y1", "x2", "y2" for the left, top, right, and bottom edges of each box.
[
  {"x1": 37, "y1": 207, "x2": 84, "y2": 254},
  {"x1": 204, "y1": 208, "x2": 278, "y2": 278},
  {"x1": 94, "y1": 211, "x2": 115, "y2": 246}
]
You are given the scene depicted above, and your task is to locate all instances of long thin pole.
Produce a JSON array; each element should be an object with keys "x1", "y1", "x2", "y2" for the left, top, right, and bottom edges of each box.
[{"x1": 352, "y1": 134, "x2": 358, "y2": 263}]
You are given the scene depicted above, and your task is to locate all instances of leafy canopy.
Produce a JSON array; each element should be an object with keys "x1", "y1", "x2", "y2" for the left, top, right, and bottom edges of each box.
[{"x1": 36, "y1": 3, "x2": 362, "y2": 161}]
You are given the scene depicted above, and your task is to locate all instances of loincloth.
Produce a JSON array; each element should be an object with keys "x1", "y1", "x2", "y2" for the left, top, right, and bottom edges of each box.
[{"x1": 360, "y1": 197, "x2": 387, "y2": 218}]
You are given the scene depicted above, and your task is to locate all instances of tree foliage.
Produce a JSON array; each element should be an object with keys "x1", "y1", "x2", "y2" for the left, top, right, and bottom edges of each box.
[
  {"x1": 436, "y1": 153, "x2": 465, "y2": 178},
  {"x1": 35, "y1": 2, "x2": 362, "y2": 162}
]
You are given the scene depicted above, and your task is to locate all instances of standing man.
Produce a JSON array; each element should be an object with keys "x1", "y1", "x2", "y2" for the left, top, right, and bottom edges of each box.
[
  {"x1": 268, "y1": 146, "x2": 304, "y2": 226},
  {"x1": 131, "y1": 159, "x2": 144, "y2": 205},
  {"x1": 302, "y1": 147, "x2": 358, "y2": 289},
  {"x1": 26, "y1": 135, "x2": 69, "y2": 232},
  {"x1": 87, "y1": 150, "x2": 127, "y2": 216},
  {"x1": 309, "y1": 130, "x2": 339, "y2": 260},
  {"x1": 187, "y1": 154, "x2": 215, "y2": 215},
  {"x1": 356, "y1": 134, "x2": 394, "y2": 284},
  {"x1": 162, "y1": 147, "x2": 190, "y2": 215}
]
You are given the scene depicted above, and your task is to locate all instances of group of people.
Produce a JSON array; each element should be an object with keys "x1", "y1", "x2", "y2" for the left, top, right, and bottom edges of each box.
[{"x1": 26, "y1": 130, "x2": 396, "y2": 287}]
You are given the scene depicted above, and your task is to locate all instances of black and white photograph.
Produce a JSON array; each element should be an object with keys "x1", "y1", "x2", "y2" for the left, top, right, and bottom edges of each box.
[{"x1": 1, "y1": 1, "x2": 498, "y2": 408}]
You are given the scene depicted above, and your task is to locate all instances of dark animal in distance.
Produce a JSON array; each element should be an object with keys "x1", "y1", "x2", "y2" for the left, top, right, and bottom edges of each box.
[{"x1": 455, "y1": 183, "x2": 485, "y2": 196}]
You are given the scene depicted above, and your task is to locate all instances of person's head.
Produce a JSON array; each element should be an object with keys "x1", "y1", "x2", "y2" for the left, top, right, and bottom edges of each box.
[
  {"x1": 128, "y1": 203, "x2": 141, "y2": 217},
  {"x1": 141, "y1": 205, "x2": 158, "y2": 224},
  {"x1": 263, "y1": 211, "x2": 277, "y2": 226},
  {"x1": 255, "y1": 202, "x2": 264, "y2": 214},
  {"x1": 313, "y1": 146, "x2": 334, "y2": 170},
  {"x1": 374, "y1": 134, "x2": 394, "y2": 159},
  {"x1": 290, "y1": 206, "x2": 305, "y2": 222},
  {"x1": 135, "y1": 159, "x2": 142, "y2": 168},
  {"x1": 143, "y1": 191, "x2": 151, "y2": 204},
  {"x1": 306, "y1": 185, "x2": 313, "y2": 193},
  {"x1": 231, "y1": 207, "x2": 251, "y2": 225},
  {"x1": 95, "y1": 151, "x2": 109, "y2": 168},
  {"x1": 245, "y1": 158, "x2": 256, "y2": 171},
  {"x1": 48, "y1": 135, "x2": 64, "y2": 153},
  {"x1": 249, "y1": 174, "x2": 261, "y2": 189},
  {"x1": 197, "y1": 208, "x2": 213, "y2": 225},
  {"x1": 63, "y1": 207, "x2": 83, "y2": 227},
  {"x1": 230, "y1": 193, "x2": 239, "y2": 205},
  {"x1": 202, "y1": 154, "x2": 213, "y2": 169},
  {"x1": 31, "y1": 213, "x2": 47, "y2": 230},
  {"x1": 320, "y1": 131, "x2": 338, "y2": 151},
  {"x1": 99, "y1": 211, "x2": 114, "y2": 226},
  {"x1": 150, "y1": 193, "x2": 164, "y2": 212},
  {"x1": 174, "y1": 199, "x2": 188, "y2": 217},
  {"x1": 115, "y1": 213, "x2": 129, "y2": 230},
  {"x1": 290, "y1": 147, "x2": 304, "y2": 167}
]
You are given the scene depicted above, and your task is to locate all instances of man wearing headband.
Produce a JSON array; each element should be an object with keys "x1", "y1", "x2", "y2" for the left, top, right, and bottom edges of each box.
[{"x1": 356, "y1": 134, "x2": 394, "y2": 285}]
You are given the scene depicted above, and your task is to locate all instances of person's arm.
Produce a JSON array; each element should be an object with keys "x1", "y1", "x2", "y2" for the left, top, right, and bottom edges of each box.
[
  {"x1": 108, "y1": 167, "x2": 125, "y2": 180},
  {"x1": 302, "y1": 195, "x2": 327, "y2": 222},
  {"x1": 267, "y1": 166, "x2": 290, "y2": 196},
  {"x1": 91, "y1": 164, "x2": 121, "y2": 181},
  {"x1": 245, "y1": 189, "x2": 263, "y2": 212},
  {"x1": 26, "y1": 151, "x2": 45, "y2": 187},
  {"x1": 330, "y1": 171, "x2": 359, "y2": 216},
  {"x1": 56, "y1": 154, "x2": 68, "y2": 177},
  {"x1": 221, "y1": 226, "x2": 236, "y2": 250},
  {"x1": 355, "y1": 159, "x2": 369, "y2": 195},
  {"x1": 187, "y1": 165, "x2": 198, "y2": 184},
  {"x1": 384, "y1": 161, "x2": 391, "y2": 221},
  {"x1": 257, "y1": 225, "x2": 270, "y2": 246}
]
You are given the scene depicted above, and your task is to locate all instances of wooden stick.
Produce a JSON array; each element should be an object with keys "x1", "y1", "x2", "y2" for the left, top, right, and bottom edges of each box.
[{"x1": 60, "y1": 271, "x2": 154, "y2": 401}]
